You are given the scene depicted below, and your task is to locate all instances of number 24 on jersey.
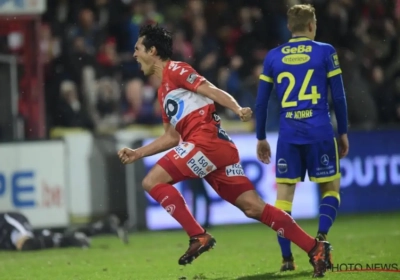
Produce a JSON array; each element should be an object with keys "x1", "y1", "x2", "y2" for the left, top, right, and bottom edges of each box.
[{"x1": 278, "y1": 69, "x2": 321, "y2": 108}]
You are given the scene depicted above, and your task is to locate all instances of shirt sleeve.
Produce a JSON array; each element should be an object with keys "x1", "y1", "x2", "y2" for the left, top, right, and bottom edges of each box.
[
  {"x1": 325, "y1": 45, "x2": 348, "y2": 135},
  {"x1": 325, "y1": 44, "x2": 342, "y2": 78},
  {"x1": 255, "y1": 53, "x2": 274, "y2": 140},
  {"x1": 169, "y1": 62, "x2": 206, "y2": 92},
  {"x1": 259, "y1": 53, "x2": 274, "y2": 84}
]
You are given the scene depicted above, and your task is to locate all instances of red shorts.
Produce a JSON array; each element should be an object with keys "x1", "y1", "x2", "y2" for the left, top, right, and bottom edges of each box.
[{"x1": 157, "y1": 141, "x2": 254, "y2": 204}]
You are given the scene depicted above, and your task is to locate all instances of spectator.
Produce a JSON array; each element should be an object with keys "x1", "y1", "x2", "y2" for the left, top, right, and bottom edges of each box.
[
  {"x1": 93, "y1": 77, "x2": 122, "y2": 131},
  {"x1": 66, "y1": 36, "x2": 98, "y2": 87},
  {"x1": 172, "y1": 29, "x2": 193, "y2": 63},
  {"x1": 55, "y1": 81, "x2": 94, "y2": 129},
  {"x1": 191, "y1": 16, "x2": 219, "y2": 84},
  {"x1": 96, "y1": 37, "x2": 120, "y2": 77},
  {"x1": 68, "y1": 9, "x2": 104, "y2": 55},
  {"x1": 122, "y1": 78, "x2": 160, "y2": 125}
]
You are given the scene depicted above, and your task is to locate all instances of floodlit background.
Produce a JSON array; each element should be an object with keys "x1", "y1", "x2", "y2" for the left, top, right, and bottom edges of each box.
[{"x1": 0, "y1": 0, "x2": 399, "y2": 279}]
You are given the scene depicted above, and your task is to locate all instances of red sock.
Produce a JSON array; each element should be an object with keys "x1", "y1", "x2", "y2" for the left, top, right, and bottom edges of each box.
[
  {"x1": 149, "y1": 183, "x2": 204, "y2": 237},
  {"x1": 261, "y1": 204, "x2": 316, "y2": 253}
]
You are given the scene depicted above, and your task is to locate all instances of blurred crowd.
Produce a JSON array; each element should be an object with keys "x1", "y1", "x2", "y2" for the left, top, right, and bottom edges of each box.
[{"x1": 36, "y1": 0, "x2": 400, "y2": 132}]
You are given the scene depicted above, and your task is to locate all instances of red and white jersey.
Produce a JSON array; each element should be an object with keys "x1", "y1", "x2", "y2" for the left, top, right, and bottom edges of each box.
[{"x1": 158, "y1": 61, "x2": 220, "y2": 141}]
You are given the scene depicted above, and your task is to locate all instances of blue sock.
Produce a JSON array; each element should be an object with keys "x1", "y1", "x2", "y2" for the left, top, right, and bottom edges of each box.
[
  {"x1": 318, "y1": 191, "x2": 340, "y2": 235},
  {"x1": 275, "y1": 200, "x2": 293, "y2": 259}
]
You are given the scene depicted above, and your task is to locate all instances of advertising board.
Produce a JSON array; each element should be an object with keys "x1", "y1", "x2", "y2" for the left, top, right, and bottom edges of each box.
[
  {"x1": 337, "y1": 130, "x2": 400, "y2": 213},
  {"x1": 0, "y1": 141, "x2": 68, "y2": 228}
]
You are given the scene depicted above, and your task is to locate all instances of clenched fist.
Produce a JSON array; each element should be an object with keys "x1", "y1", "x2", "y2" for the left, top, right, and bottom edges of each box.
[
  {"x1": 238, "y1": 107, "x2": 253, "y2": 122},
  {"x1": 118, "y1": 148, "x2": 141, "y2": 164}
]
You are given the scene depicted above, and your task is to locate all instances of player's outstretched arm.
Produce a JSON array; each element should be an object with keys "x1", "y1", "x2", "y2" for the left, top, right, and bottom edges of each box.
[
  {"x1": 118, "y1": 123, "x2": 180, "y2": 164},
  {"x1": 196, "y1": 81, "x2": 252, "y2": 121},
  {"x1": 137, "y1": 123, "x2": 180, "y2": 157}
]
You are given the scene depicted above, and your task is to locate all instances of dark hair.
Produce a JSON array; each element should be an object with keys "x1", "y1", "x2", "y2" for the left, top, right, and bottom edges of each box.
[{"x1": 139, "y1": 24, "x2": 173, "y2": 61}]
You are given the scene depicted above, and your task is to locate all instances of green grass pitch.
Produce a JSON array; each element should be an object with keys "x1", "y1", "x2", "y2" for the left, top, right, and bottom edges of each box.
[{"x1": 0, "y1": 213, "x2": 399, "y2": 280}]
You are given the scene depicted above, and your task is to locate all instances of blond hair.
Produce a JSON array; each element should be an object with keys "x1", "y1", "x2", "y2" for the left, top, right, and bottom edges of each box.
[{"x1": 287, "y1": 4, "x2": 315, "y2": 33}]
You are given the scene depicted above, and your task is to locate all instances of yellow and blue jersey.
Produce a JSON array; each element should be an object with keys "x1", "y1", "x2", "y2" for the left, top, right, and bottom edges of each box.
[{"x1": 255, "y1": 36, "x2": 348, "y2": 144}]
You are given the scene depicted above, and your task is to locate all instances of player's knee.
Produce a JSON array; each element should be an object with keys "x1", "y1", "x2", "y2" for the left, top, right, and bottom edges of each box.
[
  {"x1": 276, "y1": 183, "x2": 295, "y2": 201},
  {"x1": 234, "y1": 190, "x2": 265, "y2": 220},
  {"x1": 319, "y1": 178, "x2": 340, "y2": 193},
  {"x1": 142, "y1": 164, "x2": 174, "y2": 192},
  {"x1": 242, "y1": 207, "x2": 263, "y2": 220},
  {"x1": 142, "y1": 175, "x2": 155, "y2": 192}
]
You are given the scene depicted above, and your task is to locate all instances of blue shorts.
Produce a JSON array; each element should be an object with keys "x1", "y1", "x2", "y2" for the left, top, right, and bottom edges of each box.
[{"x1": 275, "y1": 138, "x2": 341, "y2": 184}]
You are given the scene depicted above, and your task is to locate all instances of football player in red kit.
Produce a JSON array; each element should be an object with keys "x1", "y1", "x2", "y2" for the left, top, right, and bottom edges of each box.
[{"x1": 118, "y1": 25, "x2": 332, "y2": 277}]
